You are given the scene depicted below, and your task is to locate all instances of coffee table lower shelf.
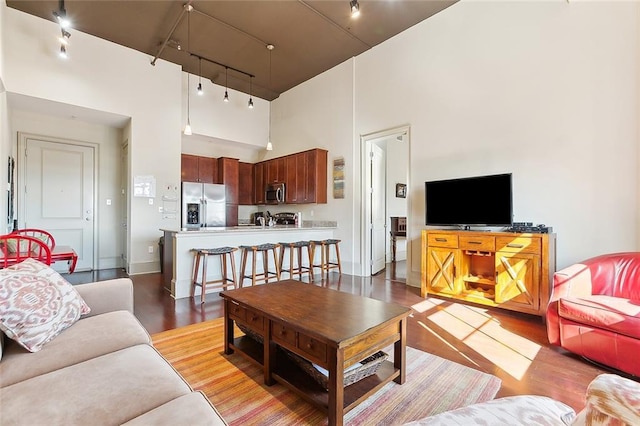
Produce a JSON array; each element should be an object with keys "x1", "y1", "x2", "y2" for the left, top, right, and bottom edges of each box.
[{"x1": 229, "y1": 335, "x2": 400, "y2": 414}]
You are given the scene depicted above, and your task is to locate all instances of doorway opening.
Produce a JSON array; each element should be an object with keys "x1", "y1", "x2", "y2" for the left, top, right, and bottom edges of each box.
[{"x1": 360, "y1": 125, "x2": 410, "y2": 277}]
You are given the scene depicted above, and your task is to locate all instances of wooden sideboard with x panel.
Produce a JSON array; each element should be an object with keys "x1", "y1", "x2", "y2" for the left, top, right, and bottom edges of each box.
[{"x1": 421, "y1": 229, "x2": 556, "y2": 318}]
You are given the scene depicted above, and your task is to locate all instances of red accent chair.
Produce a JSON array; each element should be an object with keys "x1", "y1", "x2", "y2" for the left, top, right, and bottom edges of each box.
[
  {"x1": 10, "y1": 228, "x2": 78, "y2": 273},
  {"x1": 547, "y1": 252, "x2": 640, "y2": 377},
  {"x1": 0, "y1": 233, "x2": 52, "y2": 268}
]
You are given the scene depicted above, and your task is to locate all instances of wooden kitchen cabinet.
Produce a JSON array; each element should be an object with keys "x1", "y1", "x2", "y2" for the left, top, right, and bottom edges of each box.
[
  {"x1": 300, "y1": 149, "x2": 328, "y2": 204},
  {"x1": 265, "y1": 157, "x2": 286, "y2": 184},
  {"x1": 238, "y1": 162, "x2": 254, "y2": 205},
  {"x1": 421, "y1": 229, "x2": 555, "y2": 317},
  {"x1": 181, "y1": 154, "x2": 217, "y2": 183},
  {"x1": 285, "y1": 154, "x2": 300, "y2": 203},
  {"x1": 253, "y1": 162, "x2": 266, "y2": 205},
  {"x1": 218, "y1": 157, "x2": 239, "y2": 205}
]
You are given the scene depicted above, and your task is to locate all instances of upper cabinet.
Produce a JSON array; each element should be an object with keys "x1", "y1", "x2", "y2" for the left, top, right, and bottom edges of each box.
[
  {"x1": 218, "y1": 157, "x2": 239, "y2": 205},
  {"x1": 278, "y1": 148, "x2": 328, "y2": 204},
  {"x1": 298, "y1": 149, "x2": 328, "y2": 204},
  {"x1": 238, "y1": 162, "x2": 255, "y2": 205},
  {"x1": 182, "y1": 149, "x2": 327, "y2": 205},
  {"x1": 181, "y1": 154, "x2": 217, "y2": 183},
  {"x1": 253, "y1": 162, "x2": 266, "y2": 205},
  {"x1": 285, "y1": 154, "x2": 300, "y2": 203},
  {"x1": 265, "y1": 157, "x2": 286, "y2": 184}
]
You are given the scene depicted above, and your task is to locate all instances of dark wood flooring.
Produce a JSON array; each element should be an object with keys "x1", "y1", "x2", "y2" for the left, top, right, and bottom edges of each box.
[{"x1": 68, "y1": 262, "x2": 619, "y2": 413}]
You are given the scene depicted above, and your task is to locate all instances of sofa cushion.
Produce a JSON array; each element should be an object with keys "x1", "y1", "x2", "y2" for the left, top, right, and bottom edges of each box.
[
  {"x1": 558, "y1": 295, "x2": 640, "y2": 339},
  {"x1": 122, "y1": 392, "x2": 227, "y2": 426},
  {"x1": 1, "y1": 344, "x2": 192, "y2": 425},
  {"x1": 0, "y1": 310, "x2": 150, "y2": 387},
  {"x1": 403, "y1": 395, "x2": 575, "y2": 425},
  {"x1": 0, "y1": 258, "x2": 90, "y2": 352}
]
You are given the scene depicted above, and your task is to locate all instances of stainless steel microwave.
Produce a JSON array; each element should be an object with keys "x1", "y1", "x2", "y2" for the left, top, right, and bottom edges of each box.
[{"x1": 265, "y1": 182, "x2": 285, "y2": 204}]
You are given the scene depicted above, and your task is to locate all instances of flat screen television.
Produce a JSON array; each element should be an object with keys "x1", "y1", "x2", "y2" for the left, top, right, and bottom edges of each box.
[{"x1": 425, "y1": 173, "x2": 513, "y2": 227}]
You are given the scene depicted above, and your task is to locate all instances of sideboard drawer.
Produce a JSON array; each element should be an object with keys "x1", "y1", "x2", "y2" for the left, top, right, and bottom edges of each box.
[
  {"x1": 496, "y1": 236, "x2": 540, "y2": 255},
  {"x1": 428, "y1": 233, "x2": 459, "y2": 249},
  {"x1": 460, "y1": 235, "x2": 495, "y2": 251},
  {"x1": 298, "y1": 334, "x2": 327, "y2": 363},
  {"x1": 271, "y1": 322, "x2": 296, "y2": 346}
]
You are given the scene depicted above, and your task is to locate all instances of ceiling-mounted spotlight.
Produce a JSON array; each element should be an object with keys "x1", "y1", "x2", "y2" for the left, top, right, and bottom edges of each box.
[
  {"x1": 248, "y1": 76, "x2": 254, "y2": 109},
  {"x1": 223, "y1": 67, "x2": 229, "y2": 102},
  {"x1": 53, "y1": 0, "x2": 71, "y2": 28},
  {"x1": 58, "y1": 29, "x2": 71, "y2": 46},
  {"x1": 53, "y1": 11, "x2": 71, "y2": 28},
  {"x1": 197, "y1": 57, "x2": 203, "y2": 95},
  {"x1": 350, "y1": 0, "x2": 360, "y2": 18},
  {"x1": 59, "y1": 44, "x2": 68, "y2": 59}
]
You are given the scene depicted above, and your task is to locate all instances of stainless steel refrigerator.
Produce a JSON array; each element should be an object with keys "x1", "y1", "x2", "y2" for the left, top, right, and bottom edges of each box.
[{"x1": 181, "y1": 182, "x2": 226, "y2": 228}]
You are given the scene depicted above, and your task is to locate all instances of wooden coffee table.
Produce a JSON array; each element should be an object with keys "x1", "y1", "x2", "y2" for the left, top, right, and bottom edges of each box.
[{"x1": 220, "y1": 280, "x2": 413, "y2": 426}]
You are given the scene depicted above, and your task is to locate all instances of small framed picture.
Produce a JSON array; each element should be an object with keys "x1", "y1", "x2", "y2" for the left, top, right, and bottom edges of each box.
[{"x1": 396, "y1": 183, "x2": 406, "y2": 198}]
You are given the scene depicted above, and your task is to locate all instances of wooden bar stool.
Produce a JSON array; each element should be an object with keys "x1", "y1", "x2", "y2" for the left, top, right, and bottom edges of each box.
[
  {"x1": 239, "y1": 243, "x2": 281, "y2": 286},
  {"x1": 190, "y1": 246, "x2": 238, "y2": 304},
  {"x1": 310, "y1": 239, "x2": 342, "y2": 277},
  {"x1": 278, "y1": 241, "x2": 313, "y2": 281}
]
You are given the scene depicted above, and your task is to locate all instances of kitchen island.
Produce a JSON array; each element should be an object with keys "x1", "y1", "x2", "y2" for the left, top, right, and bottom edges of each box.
[{"x1": 161, "y1": 225, "x2": 336, "y2": 299}]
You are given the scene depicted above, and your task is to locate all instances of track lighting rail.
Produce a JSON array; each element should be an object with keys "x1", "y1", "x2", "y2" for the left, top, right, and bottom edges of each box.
[
  {"x1": 189, "y1": 53, "x2": 254, "y2": 80},
  {"x1": 151, "y1": 1, "x2": 192, "y2": 66}
]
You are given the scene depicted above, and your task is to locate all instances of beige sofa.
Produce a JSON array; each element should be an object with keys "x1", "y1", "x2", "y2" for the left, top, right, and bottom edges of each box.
[{"x1": 0, "y1": 278, "x2": 226, "y2": 425}]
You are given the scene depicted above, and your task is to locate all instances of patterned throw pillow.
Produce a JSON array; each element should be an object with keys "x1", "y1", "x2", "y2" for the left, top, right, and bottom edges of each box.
[{"x1": 0, "y1": 258, "x2": 90, "y2": 352}]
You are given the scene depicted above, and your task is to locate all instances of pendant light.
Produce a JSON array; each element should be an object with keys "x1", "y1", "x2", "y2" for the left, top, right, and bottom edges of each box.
[
  {"x1": 183, "y1": 6, "x2": 193, "y2": 135},
  {"x1": 197, "y1": 57, "x2": 203, "y2": 95},
  {"x1": 223, "y1": 67, "x2": 229, "y2": 102},
  {"x1": 266, "y1": 44, "x2": 275, "y2": 151},
  {"x1": 248, "y1": 76, "x2": 254, "y2": 109},
  {"x1": 184, "y1": 73, "x2": 192, "y2": 135}
]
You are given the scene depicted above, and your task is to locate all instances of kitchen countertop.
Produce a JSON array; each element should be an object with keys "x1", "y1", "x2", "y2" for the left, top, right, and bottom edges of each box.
[{"x1": 162, "y1": 224, "x2": 337, "y2": 234}]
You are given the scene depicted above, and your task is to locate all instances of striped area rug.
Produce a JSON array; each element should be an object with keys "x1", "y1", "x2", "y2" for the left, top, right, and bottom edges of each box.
[{"x1": 152, "y1": 318, "x2": 501, "y2": 425}]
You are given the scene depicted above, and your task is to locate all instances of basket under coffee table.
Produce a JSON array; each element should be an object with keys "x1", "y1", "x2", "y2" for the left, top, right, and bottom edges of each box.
[{"x1": 220, "y1": 280, "x2": 413, "y2": 426}]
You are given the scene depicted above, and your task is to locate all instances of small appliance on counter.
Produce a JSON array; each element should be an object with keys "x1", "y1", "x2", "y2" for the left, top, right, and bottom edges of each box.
[
  {"x1": 181, "y1": 182, "x2": 226, "y2": 228},
  {"x1": 274, "y1": 212, "x2": 297, "y2": 225},
  {"x1": 252, "y1": 211, "x2": 265, "y2": 226}
]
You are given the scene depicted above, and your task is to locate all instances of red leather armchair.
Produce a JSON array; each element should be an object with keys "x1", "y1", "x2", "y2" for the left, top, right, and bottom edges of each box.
[{"x1": 547, "y1": 252, "x2": 640, "y2": 377}]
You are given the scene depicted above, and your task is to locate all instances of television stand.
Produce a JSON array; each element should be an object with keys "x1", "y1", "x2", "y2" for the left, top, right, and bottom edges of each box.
[{"x1": 421, "y1": 229, "x2": 556, "y2": 318}]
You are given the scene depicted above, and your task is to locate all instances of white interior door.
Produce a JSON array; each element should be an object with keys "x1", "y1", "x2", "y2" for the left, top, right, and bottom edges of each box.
[
  {"x1": 121, "y1": 142, "x2": 129, "y2": 271},
  {"x1": 371, "y1": 144, "x2": 386, "y2": 275},
  {"x1": 21, "y1": 135, "x2": 95, "y2": 272}
]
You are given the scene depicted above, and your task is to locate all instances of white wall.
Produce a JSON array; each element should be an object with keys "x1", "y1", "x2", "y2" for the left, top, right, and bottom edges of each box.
[
  {"x1": 270, "y1": 59, "x2": 356, "y2": 272},
  {"x1": 1, "y1": 5, "x2": 268, "y2": 273},
  {"x1": 3, "y1": 6, "x2": 181, "y2": 273},
  {"x1": 186, "y1": 72, "x2": 269, "y2": 151},
  {"x1": 358, "y1": 0, "x2": 639, "y2": 274},
  {"x1": 271, "y1": 0, "x2": 640, "y2": 283},
  {"x1": 11, "y1": 110, "x2": 123, "y2": 269}
]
